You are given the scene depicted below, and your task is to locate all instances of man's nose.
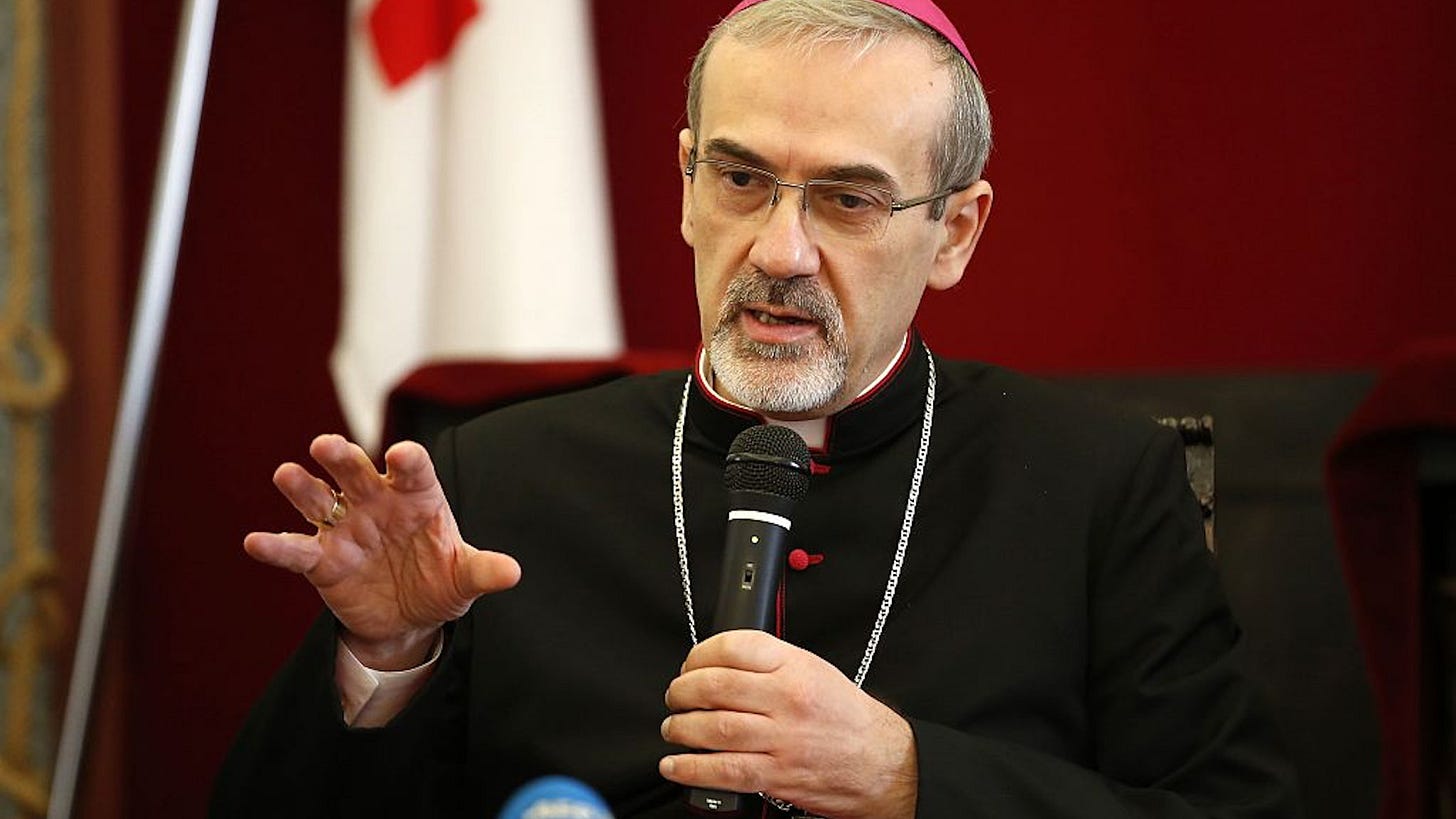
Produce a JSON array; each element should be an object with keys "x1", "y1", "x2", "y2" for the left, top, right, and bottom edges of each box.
[{"x1": 747, "y1": 185, "x2": 821, "y2": 279}]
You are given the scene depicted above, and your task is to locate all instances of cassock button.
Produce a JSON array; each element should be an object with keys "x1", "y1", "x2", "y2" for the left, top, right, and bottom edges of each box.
[{"x1": 787, "y1": 549, "x2": 825, "y2": 571}]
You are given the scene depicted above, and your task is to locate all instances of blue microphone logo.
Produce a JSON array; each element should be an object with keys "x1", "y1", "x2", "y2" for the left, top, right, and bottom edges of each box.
[{"x1": 496, "y1": 775, "x2": 614, "y2": 819}]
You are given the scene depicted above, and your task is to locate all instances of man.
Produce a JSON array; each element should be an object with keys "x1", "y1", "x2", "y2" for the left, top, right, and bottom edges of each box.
[{"x1": 214, "y1": 1, "x2": 1300, "y2": 817}]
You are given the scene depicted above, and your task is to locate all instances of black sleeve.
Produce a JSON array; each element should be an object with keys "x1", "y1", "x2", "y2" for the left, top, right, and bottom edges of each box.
[
  {"x1": 209, "y1": 616, "x2": 476, "y2": 818},
  {"x1": 910, "y1": 427, "x2": 1301, "y2": 818},
  {"x1": 209, "y1": 427, "x2": 477, "y2": 819}
]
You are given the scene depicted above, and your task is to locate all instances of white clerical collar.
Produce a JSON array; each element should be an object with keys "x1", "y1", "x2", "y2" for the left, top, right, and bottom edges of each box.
[{"x1": 695, "y1": 333, "x2": 911, "y2": 450}]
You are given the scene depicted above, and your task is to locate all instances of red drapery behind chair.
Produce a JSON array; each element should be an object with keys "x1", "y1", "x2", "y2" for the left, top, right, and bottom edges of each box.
[{"x1": 1328, "y1": 339, "x2": 1456, "y2": 819}]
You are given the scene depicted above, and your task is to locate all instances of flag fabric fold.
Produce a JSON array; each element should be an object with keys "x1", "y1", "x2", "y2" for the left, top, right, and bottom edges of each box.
[{"x1": 336, "y1": 0, "x2": 622, "y2": 452}]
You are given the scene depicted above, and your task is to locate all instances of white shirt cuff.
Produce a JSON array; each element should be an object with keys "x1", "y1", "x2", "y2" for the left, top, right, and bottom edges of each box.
[{"x1": 335, "y1": 631, "x2": 443, "y2": 728}]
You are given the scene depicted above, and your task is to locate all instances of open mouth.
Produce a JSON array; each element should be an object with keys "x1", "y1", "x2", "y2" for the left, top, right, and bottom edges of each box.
[
  {"x1": 749, "y1": 308, "x2": 814, "y2": 326},
  {"x1": 735, "y1": 303, "x2": 823, "y2": 347},
  {"x1": 743, "y1": 302, "x2": 818, "y2": 326}
]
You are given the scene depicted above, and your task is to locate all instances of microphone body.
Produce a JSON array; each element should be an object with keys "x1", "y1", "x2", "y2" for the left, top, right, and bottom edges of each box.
[
  {"x1": 688, "y1": 426, "x2": 811, "y2": 815},
  {"x1": 708, "y1": 490, "x2": 797, "y2": 634}
]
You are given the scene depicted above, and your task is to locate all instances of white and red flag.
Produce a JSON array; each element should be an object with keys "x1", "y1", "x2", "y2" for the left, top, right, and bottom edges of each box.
[{"x1": 335, "y1": 0, "x2": 622, "y2": 451}]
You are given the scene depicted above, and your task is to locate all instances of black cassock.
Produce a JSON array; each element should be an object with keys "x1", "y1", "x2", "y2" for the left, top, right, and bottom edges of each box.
[{"x1": 212, "y1": 340, "x2": 1300, "y2": 818}]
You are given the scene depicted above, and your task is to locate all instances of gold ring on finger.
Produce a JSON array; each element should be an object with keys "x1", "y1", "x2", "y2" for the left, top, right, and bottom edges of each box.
[{"x1": 315, "y1": 490, "x2": 347, "y2": 529}]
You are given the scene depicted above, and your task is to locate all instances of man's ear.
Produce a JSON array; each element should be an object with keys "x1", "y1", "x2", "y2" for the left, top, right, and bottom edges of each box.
[
  {"x1": 928, "y1": 179, "x2": 993, "y2": 291},
  {"x1": 679, "y1": 129, "x2": 696, "y2": 248}
]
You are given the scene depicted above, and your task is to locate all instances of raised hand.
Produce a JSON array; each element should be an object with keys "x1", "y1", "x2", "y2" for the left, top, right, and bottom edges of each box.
[
  {"x1": 659, "y1": 630, "x2": 918, "y2": 819},
  {"x1": 243, "y1": 434, "x2": 521, "y2": 669}
]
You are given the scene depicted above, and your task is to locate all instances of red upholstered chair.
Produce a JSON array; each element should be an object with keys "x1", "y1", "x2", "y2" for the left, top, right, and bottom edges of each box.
[{"x1": 1327, "y1": 339, "x2": 1456, "y2": 819}]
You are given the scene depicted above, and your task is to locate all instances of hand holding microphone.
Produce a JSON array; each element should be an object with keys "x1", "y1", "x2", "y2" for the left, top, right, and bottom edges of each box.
[
  {"x1": 688, "y1": 425, "x2": 812, "y2": 814},
  {"x1": 661, "y1": 426, "x2": 919, "y2": 819}
]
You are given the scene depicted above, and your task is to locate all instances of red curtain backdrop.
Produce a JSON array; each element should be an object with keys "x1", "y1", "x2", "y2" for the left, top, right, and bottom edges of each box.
[
  {"x1": 95, "y1": 1, "x2": 1455, "y2": 816},
  {"x1": 595, "y1": 3, "x2": 1456, "y2": 370}
]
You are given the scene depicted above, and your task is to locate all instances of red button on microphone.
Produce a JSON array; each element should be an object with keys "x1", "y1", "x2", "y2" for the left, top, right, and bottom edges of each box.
[{"x1": 788, "y1": 549, "x2": 824, "y2": 571}]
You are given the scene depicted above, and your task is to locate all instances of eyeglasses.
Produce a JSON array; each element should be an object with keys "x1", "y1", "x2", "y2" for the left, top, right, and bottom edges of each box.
[{"x1": 685, "y1": 150, "x2": 966, "y2": 241}]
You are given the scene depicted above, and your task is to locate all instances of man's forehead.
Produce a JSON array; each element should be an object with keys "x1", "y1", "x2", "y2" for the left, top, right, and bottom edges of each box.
[
  {"x1": 695, "y1": 36, "x2": 949, "y2": 186},
  {"x1": 724, "y1": 0, "x2": 978, "y2": 74}
]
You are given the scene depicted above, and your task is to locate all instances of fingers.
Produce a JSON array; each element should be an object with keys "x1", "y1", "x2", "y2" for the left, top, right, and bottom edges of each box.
[
  {"x1": 682, "y1": 630, "x2": 788, "y2": 675},
  {"x1": 272, "y1": 462, "x2": 340, "y2": 527},
  {"x1": 666, "y1": 666, "x2": 769, "y2": 715},
  {"x1": 660, "y1": 709, "x2": 776, "y2": 753},
  {"x1": 383, "y1": 440, "x2": 440, "y2": 494},
  {"x1": 309, "y1": 434, "x2": 383, "y2": 501},
  {"x1": 658, "y1": 751, "x2": 774, "y2": 796},
  {"x1": 660, "y1": 658, "x2": 783, "y2": 794},
  {"x1": 244, "y1": 531, "x2": 323, "y2": 575},
  {"x1": 274, "y1": 437, "x2": 438, "y2": 528},
  {"x1": 669, "y1": 632, "x2": 813, "y2": 723},
  {"x1": 270, "y1": 434, "x2": 383, "y2": 528},
  {"x1": 459, "y1": 549, "x2": 522, "y2": 597}
]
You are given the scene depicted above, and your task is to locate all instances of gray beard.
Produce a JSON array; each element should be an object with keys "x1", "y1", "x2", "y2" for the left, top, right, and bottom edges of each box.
[{"x1": 707, "y1": 272, "x2": 849, "y2": 414}]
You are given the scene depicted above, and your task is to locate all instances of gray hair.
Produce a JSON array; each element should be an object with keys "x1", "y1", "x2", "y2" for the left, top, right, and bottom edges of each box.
[{"x1": 685, "y1": 0, "x2": 992, "y2": 218}]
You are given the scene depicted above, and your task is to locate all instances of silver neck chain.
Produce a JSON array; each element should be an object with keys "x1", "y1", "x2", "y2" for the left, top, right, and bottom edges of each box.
[{"x1": 670, "y1": 346, "x2": 937, "y2": 689}]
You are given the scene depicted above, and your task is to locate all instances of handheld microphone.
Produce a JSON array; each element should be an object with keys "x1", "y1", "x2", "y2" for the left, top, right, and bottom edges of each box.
[
  {"x1": 497, "y1": 775, "x2": 613, "y2": 819},
  {"x1": 687, "y1": 424, "x2": 812, "y2": 814}
]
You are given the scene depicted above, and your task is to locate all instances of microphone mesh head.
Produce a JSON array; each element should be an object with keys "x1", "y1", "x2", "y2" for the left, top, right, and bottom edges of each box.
[{"x1": 724, "y1": 425, "x2": 812, "y2": 501}]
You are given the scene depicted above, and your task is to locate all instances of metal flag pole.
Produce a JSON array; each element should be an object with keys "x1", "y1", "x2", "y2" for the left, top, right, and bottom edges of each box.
[{"x1": 47, "y1": 0, "x2": 220, "y2": 815}]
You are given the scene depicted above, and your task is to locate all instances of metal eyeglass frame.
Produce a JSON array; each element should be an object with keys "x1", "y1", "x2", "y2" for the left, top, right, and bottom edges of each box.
[{"x1": 684, "y1": 149, "x2": 967, "y2": 228}]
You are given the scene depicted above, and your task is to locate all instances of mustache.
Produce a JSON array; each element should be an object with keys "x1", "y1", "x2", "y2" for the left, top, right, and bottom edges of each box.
[{"x1": 717, "y1": 271, "x2": 842, "y2": 330}]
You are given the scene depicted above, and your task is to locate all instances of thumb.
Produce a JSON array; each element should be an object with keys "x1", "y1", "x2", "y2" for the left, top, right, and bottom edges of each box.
[{"x1": 460, "y1": 548, "x2": 522, "y2": 598}]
